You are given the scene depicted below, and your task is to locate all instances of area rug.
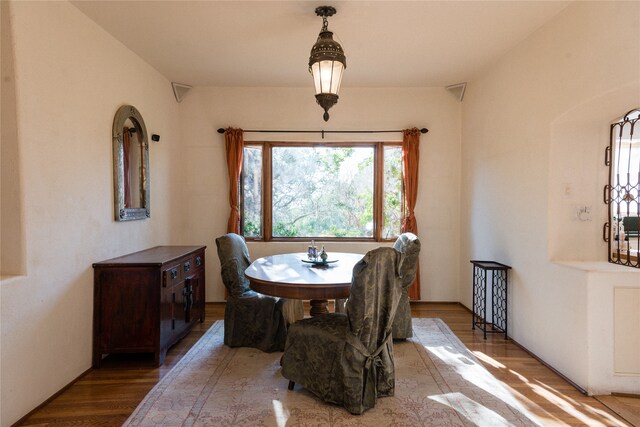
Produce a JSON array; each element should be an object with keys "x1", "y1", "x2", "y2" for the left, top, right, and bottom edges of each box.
[{"x1": 123, "y1": 318, "x2": 540, "y2": 426}]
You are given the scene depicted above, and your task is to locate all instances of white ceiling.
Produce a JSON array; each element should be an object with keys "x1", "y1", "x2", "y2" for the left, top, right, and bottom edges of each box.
[{"x1": 71, "y1": 1, "x2": 571, "y2": 88}]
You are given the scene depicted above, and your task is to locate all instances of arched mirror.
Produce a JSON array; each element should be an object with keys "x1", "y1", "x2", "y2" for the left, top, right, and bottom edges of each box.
[{"x1": 113, "y1": 105, "x2": 150, "y2": 221}]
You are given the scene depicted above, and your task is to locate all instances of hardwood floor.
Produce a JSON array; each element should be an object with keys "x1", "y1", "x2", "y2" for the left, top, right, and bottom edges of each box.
[
  {"x1": 596, "y1": 395, "x2": 640, "y2": 427},
  {"x1": 412, "y1": 303, "x2": 638, "y2": 427},
  {"x1": 15, "y1": 302, "x2": 639, "y2": 427}
]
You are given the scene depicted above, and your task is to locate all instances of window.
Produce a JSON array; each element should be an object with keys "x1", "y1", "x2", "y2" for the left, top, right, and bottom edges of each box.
[
  {"x1": 241, "y1": 142, "x2": 403, "y2": 241},
  {"x1": 606, "y1": 108, "x2": 639, "y2": 268}
]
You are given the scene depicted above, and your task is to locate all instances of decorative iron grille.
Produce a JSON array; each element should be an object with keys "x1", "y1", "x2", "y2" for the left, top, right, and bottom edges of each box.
[
  {"x1": 471, "y1": 260, "x2": 510, "y2": 340},
  {"x1": 605, "y1": 109, "x2": 640, "y2": 268}
]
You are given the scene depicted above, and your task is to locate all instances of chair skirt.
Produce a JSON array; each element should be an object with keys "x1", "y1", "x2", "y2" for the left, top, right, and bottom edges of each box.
[
  {"x1": 281, "y1": 313, "x2": 396, "y2": 414},
  {"x1": 224, "y1": 290, "x2": 287, "y2": 352}
]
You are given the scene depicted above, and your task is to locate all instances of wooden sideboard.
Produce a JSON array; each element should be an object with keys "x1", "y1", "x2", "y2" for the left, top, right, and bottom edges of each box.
[{"x1": 92, "y1": 245, "x2": 206, "y2": 367}]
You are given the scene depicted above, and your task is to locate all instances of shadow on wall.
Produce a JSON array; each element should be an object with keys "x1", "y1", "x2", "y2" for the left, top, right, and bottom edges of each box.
[{"x1": 1, "y1": 0, "x2": 26, "y2": 277}]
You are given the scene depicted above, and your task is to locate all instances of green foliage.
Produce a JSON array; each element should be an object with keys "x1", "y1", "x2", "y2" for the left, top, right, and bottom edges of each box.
[
  {"x1": 242, "y1": 146, "x2": 263, "y2": 237},
  {"x1": 383, "y1": 147, "x2": 403, "y2": 238},
  {"x1": 274, "y1": 221, "x2": 299, "y2": 237},
  {"x1": 242, "y1": 144, "x2": 403, "y2": 239},
  {"x1": 243, "y1": 220, "x2": 261, "y2": 238}
]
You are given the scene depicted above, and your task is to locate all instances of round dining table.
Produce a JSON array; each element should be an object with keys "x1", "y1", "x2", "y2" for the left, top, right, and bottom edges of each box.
[{"x1": 244, "y1": 252, "x2": 364, "y2": 316}]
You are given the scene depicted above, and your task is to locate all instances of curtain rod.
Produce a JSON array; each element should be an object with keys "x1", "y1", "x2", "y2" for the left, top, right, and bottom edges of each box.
[{"x1": 217, "y1": 127, "x2": 428, "y2": 138}]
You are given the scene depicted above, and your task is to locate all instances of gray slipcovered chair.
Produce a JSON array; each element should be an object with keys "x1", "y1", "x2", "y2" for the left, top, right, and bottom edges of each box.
[
  {"x1": 215, "y1": 233, "x2": 287, "y2": 352},
  {"x1": 391, "y1": 232, "x2": 421, "y2": 339},
  {"x1": 281, "y1": 246, "x2": 404, "y2": 415}
]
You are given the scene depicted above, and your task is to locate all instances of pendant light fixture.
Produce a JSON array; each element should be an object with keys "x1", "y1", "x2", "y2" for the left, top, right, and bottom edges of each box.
[{"x1": 309, "y1": 6, "x2": 346, "y2": 122}]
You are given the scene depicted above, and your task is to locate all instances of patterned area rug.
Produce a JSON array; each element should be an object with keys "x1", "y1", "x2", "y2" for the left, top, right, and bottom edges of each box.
[{"x1": 124, "y1": 318, "x2": 540, "y2": 426}]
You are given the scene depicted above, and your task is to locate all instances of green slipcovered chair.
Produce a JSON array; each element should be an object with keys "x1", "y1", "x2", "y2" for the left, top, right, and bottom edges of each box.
[
  {"x1": 622, "y1": 216, "x2": 639, "y2": 238},
  {"x1": 281, "y1": 246, "x2": 404, "y2": 415},
  {"x1": 391, "y1": 233, "x2": 421, "y2": 339},
  {"x1": 215, "y1": 233, "x2": 287, "y2": 352}
]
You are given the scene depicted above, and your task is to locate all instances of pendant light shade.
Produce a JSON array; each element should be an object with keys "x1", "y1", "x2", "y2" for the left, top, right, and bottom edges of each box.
[{"x1": 309, "y1": 6, "x2": 346, "y2": 122}]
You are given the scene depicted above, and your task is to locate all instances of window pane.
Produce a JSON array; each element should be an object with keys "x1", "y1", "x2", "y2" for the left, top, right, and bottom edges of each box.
[
  {"x1": 242, "y1": 146, "x2": 262, "y2": 238},
  {"x1": 383, "y1": 146, "x2": 403, "y2": 239},
  {"x1": 272, "y1": 146, "x2": 374, "y2": 238}
]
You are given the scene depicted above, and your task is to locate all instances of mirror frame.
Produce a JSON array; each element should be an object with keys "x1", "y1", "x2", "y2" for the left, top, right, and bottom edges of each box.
[{"x1": 113, "y1": 105, "x2": 150, "y2": 221}]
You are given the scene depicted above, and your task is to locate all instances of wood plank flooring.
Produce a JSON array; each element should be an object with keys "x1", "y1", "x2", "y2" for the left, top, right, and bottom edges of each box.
[
  {"x1": 596, "y1": 395, "x2": 640, "y2": 427},
  {"x1": 15, "y1": 302, "x2": 639, "y2": 426}
]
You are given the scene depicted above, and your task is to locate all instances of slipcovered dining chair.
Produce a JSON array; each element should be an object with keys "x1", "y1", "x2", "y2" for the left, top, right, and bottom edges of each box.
[
  {"x1": 281, "y1": 246, "x2": 404, "y2": 415},
  {"x1": 216, "y1": 233, "x2": 292, "y2": 352},
  {"x1": 391, "y1": 232, "x2": 421, "y2": 339}
]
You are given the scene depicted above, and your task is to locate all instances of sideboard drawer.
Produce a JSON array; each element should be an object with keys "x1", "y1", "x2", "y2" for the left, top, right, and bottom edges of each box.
[
  {"x1": 194, "y1": 252, "x2": 205, "y2": 269},
  {"x1": 163, "y1": 264, "x2": 182, "y2": 287},
  {"x1": 184, "y1": 251, "x2": 205, "y2": 274}
]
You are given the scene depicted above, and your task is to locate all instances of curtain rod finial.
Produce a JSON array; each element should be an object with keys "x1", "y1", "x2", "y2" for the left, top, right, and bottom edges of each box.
[
  {"x1": 217, "y1": 128, "x2": 226, "y2": 134},
  {"x1": 420, "y1": 128, "x2": 429, "y2": 134}
]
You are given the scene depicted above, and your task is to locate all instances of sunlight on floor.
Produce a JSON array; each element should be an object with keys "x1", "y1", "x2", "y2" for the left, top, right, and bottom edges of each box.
[
  {"x1": 469, "y1": 350, "x2": 630, "y2": 427},
  {"x1": 531, "y1": 381, "x2": 628, "y2": 427},
  {"x1": 428, "y1": 345, "x2": 524, "y2": 408},
  {"x1": 426, "y1": 344, "x2": 540, "y2": 425},
  {"x1": 473, "y1": 351, "x2": 506, "y2": 369},
  {"x1": 272, "y1": 399, "x2": 289, "y2": 427},
  {"x1": 429, "y1": 392, "x2": 516, "y2": 426}
]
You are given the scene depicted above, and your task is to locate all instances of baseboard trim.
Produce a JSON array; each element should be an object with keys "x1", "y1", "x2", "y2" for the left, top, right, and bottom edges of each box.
[
  {"x1": 612, "y1": 392, "x2": 640, "y2": 398},
  {"x1": 507, "y1": 337, "x2": 589, "y2": 395},
  {"x1": 205, "y1": 301, "x2": 226, "y2": 307},
  {"x1": 11, "y1": 367, "x2": 92, "y2": 427}
]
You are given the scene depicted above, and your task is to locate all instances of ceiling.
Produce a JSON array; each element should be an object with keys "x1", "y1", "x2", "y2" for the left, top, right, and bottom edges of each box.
[{"x1": 71, "y1": 1, "x2": 571, "y2": 88}]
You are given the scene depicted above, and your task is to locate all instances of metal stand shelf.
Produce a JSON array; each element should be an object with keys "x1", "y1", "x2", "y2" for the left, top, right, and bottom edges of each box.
[{"x1": 470, "y1": 260, "x2": 511, "y2": 339}]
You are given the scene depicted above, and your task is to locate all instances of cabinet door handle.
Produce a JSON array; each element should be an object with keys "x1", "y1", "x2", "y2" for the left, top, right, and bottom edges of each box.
[
  {"x1": 185, "y1": 278, "x2": 194, "y2": 309},
  {"x1": 184, "y1": 261, "x2": 191, "y2": 273},
  {"x1": 195, "y1": 256, "x2": 202, "y2": 267},
  {"x1": 184, "y1": 279, "x2": 193, "y2": 323},
  {"x1": 182, "y1": 286, "x2": 188, "y2": 313},
  {"x1": 170, "y1": 269, "x2": 178, "y2": 280}
]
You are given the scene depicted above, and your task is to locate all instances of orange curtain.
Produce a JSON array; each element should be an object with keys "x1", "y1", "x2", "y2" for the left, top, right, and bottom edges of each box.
[
  {"x1": 224, "y1": 128, "x2": 244, "y2": 233},
  {"x1": 401, "y1": 127, "x2": 421, "y2": 300}
]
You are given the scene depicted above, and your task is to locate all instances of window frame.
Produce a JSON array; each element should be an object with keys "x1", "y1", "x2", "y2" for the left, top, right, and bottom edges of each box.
[{"x1": 240, "y1": 141, "x2": 404, "y2": 243}]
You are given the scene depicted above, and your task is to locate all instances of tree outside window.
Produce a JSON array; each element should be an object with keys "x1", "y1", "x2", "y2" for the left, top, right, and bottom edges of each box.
[{"x1": 241, "y1": 142, "x2": 403, "y2": 241}]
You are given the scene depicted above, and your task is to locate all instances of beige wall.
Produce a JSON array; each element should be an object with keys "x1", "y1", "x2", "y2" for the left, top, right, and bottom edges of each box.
[
  {"x1": 0, "y1": 2, "x2": 183, "y2": 425},
  {"x1": 177, "y1": 86, "x2": 462, "y2": 303},
  {"x1": 461, "y1": 1, "x2": 640, "y2": 394}
]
